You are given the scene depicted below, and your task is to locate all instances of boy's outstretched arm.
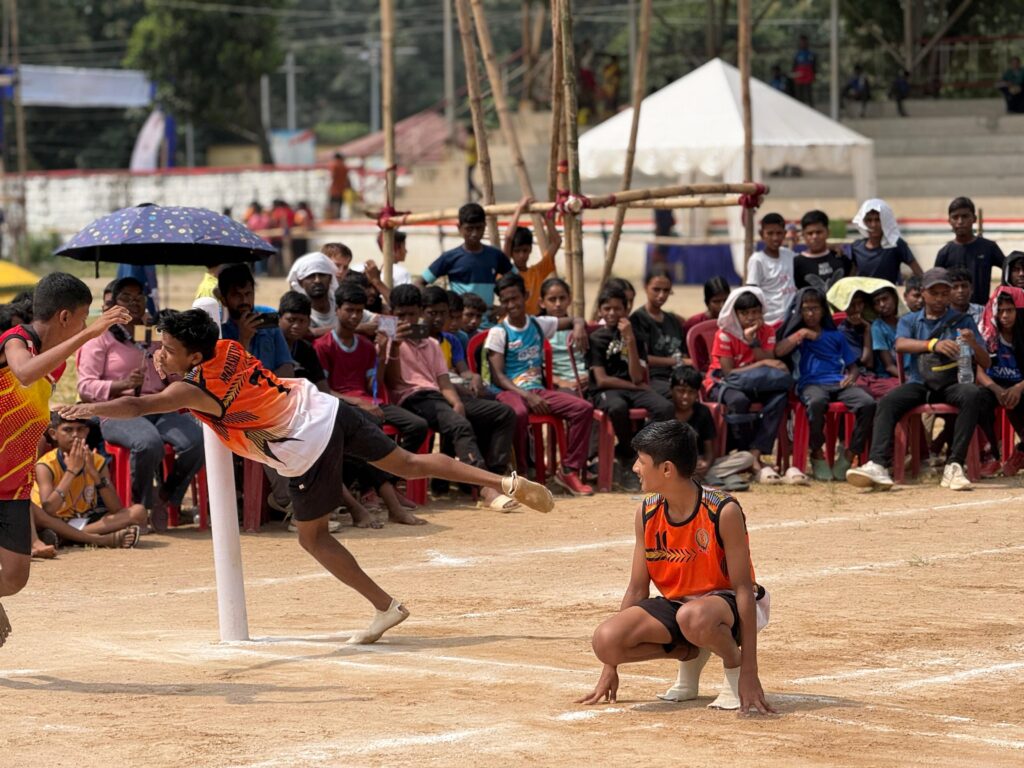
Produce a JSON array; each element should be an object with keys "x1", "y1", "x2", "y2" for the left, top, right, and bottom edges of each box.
[
  {"x1": 720, "y1": 502, "x2": 776, "y2": 715},
  {"x1": 503, "y1": 196, "x2": 532, "y2": 258},
  {"x1": 4, "y1": 305, "x2": 131, "y2": 388},
  {"x1": 57, "y1": 381, "x2": 221, "y2": 421}
]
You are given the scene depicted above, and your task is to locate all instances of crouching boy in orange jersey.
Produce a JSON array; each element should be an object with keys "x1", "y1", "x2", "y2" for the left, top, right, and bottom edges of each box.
[{"x1": 576, "y1": 420, "x2": 773, "y2": 714}]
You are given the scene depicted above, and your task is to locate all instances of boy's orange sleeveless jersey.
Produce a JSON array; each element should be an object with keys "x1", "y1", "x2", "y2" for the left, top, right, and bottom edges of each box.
[
  {"x1": 0, "y1": 325, "x2": 66, "y2": 500},
  {"x1": 642, "y1": 485, "x2": 757, "y2": 600},
  {"x1": 183, "y1": 339, "x2": 336, "y2": 476}
]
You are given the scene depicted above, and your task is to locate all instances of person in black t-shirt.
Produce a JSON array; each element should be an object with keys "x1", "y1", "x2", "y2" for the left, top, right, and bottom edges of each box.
[
  {"x1": 630, "y1": 269, "x2": 685, "y2": 397},
  {"x1": 588, "y1": 284, "x2": 674, "y2": 490},
  {"x1": 278, "y1": 291, "x2": 327, "y2": 387},
  {"x1": 794, "y1": 209, "x2": 852, "y2": 290},
  {"x1": 935, "y1": 196, "x2": 1005, "y2": 306},
  {"x1": 670, "y1": 366, "x2": 753, "y2": 492}
]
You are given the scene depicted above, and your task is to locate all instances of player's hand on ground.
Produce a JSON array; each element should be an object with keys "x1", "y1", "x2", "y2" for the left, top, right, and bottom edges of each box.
[
  {"x1": 738, "y1": 671, "x2": 776, "y2": 715},
  {"x1": 57, "y1": 403, "x2": 97, "y2": 422},
  {"x1": 576, "y1": 664, "x2": 619, "y2": 705},
  {"x1": 88, "y1": 305, "x2": 133, "y2": 338}
]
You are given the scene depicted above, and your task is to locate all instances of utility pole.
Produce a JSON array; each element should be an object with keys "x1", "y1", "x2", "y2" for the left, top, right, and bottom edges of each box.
[
  {"x1": 9, "y1": 0, "x2": 27, "y2": 263},
  {"x1": 284, "y1": 50, "x2": 297, "y2": 132},
  {"x1": 443, "y1": 0, "x2": 455, "y2": 141},
  {"x1": 829, "y1": 0, "x2": 839, "y2": 120}
]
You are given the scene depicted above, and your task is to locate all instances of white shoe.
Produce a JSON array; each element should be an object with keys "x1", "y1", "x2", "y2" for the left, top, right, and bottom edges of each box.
[
  {"x1": 708, "y1": 665, "x2": 742, "y2": 710},
  {"x1": 657, "y1": 647, "x2": 711, "y2": 702},
  {"x1": 939, "y1": 463, "x2": 952, "y2": 488},
  {"x1": 945, "y1": 462, "x2": 972, "y2": 491},
  {"x1": 845, "y1": 461, "x2": 894, "y2": 490},
  {"x1": 346, "y1": 599, "x2": 410, "y2": 644}
]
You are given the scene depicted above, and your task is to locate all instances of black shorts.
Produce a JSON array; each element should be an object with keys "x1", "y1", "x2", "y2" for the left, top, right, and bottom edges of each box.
[
  {"x1": 637, "y1": 593, "x2": 741, "y2": 653},
  {"x1": 0, "y1": 500, "x2": 32, "y2": 556},
  {"x1": 288, "y1": 402, "x2": 398, "y2": 522}
]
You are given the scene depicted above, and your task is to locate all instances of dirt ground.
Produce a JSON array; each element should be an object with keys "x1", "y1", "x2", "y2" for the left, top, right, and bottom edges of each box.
[{"x1": 3, "y1": 477, "x2": 1024, "y2": 767}]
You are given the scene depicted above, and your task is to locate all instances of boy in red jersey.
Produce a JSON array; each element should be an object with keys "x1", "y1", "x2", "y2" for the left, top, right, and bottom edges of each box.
[
  {"x1": 0, "y1": 273, "x2": 130, "y2": 646},
  {"x1": 576, "y1": 420, "x2": 773, "y2": 714},
  {"x1": 60, "y1": 309, "x2": 553, "y2": 645}
]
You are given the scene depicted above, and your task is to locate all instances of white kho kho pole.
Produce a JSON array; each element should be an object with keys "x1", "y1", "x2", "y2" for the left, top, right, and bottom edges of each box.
[{"x1": 193, "y1": 296, "x2": 250, "y2": 641}]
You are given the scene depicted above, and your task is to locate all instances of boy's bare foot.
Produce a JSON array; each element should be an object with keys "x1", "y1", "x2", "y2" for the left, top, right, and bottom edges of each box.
[
  {"x1": 397, "y1": 493, "x2": 418, "y2": 510},
  {"x1": 350, "y1": 507, "x2": 384, "y2": 529},
  {"x1": 388, "y1": 508, "x2": 428, "y2": 526},
  {"x1": 0, "y1": 602, "x2": 11, "y2": 647},
  {"x1": 31, "y1": 541, "x2": 57, "y2": 559}
]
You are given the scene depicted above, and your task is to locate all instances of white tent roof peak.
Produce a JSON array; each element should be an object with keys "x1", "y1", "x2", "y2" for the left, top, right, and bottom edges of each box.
[{"x1": 579, "y1": 57, "x2": 874, "y2": 182}]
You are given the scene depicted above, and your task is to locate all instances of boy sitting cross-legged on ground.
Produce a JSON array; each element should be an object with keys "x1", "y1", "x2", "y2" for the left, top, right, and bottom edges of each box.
[
  {"x1": 576, "y1": 420, "x2": 773, "y2": 714},
  {"x1": 486, "y1": 273, "x2": 595, "y2": 496},
  {"x1": 31, "y1": 412, "x2": 146, "y2": 549}
]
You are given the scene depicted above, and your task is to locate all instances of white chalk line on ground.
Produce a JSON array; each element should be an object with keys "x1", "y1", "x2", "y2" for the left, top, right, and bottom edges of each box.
[
  {"x1": 793, "y1": 713, "x2": 1024, "y2": 751},
  {"x1": 126, "y1": 492, "x2": 1024, "y2": 600}
]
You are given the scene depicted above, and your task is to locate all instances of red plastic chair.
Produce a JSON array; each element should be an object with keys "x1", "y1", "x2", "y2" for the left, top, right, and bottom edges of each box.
[
  {"x1": 242, "y1": 458, "x2": 270, "y2": 532},
  {"x1": 105, "y1": 441, "x2": 209, "y2": 529},
  {"x1": 685, "y1": 318, "x2": 718, "y2": 375},
  {"x1": 787, "y1": 397, "x2": 868, "y2": 473},
  {"x1": 469, "y1": 332, "x2": 570, "y2": 485},
  {"x1": 891, "y1": 356, "x2": 982, "y2": 483}
]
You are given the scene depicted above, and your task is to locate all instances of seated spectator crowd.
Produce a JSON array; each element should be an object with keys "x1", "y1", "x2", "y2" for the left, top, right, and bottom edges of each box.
[{"x1": 3, "y1": 194, "x2": 1022, "y2": 556}]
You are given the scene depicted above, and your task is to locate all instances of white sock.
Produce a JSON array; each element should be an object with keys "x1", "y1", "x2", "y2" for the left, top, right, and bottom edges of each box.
[
  {"x1": 707, "y1": 665, "x2": 742, "y2": 710},
  {"x1": 656, "y1": 647, "x2": 711, "y2": 702},
  {"x1": 346, "y1": 599, "x2": 409, "y2": 645}
]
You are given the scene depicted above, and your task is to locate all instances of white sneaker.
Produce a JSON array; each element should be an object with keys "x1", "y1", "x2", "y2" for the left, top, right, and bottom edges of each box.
[
  {"x1": 845, "y1": 461, "x2": 894, "y2": 490},
  {"x1": 657, "y1": 647, "x2": 711, "y2": 702},
  {"x1": 708, "y1": 665, "x2": 742, "y2": 710},
  {"x1": 346, "y1": 599, "x2": 410, "y2": 644},
  {"x1": 939, "y1": 463, "x2": 952, "y2": 488},
  {"x1": 945, "y1": 462, "x2": 972, "y2": 491}
]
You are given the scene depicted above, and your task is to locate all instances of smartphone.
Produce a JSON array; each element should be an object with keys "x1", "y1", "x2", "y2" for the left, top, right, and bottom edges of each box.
[
  {"x1": 378, "y1": 315, "x2": 398, "y2": 339},
  {"x1": 254, "y1": 312, "x2": 280, "y2": 329},
  {"x1": 406, "y1": 323, "x2": 431, "y2": 341}
]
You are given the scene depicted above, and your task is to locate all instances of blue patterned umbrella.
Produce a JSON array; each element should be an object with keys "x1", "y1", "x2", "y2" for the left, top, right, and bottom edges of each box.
[{"x1": 55, "y1": 203, "x2": 276, "y2": 267}]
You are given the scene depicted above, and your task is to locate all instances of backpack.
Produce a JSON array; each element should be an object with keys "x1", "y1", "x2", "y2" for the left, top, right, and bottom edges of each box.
[{"x1": 915, "y1": 313, "x2": 965, "y2": 391}]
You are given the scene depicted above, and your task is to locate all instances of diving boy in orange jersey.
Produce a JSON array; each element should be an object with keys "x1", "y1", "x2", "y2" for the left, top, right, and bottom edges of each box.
[
  {"x1": 576, "y1": 420, "x2": 773, "y2": 714},
  {"x1": 60, "y1": 309, "x2": 553, "y2": 645}
]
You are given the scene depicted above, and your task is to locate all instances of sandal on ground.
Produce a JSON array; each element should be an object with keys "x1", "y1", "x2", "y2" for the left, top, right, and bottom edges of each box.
[
  {"x1": 783, "y1": 466, "x2": 811, "y2": 485},
  {"x1": 114, "y1": 525, "x2": 141, "y2": 549},
  {"x1": 811, "y1": 458, "x2": 833, "y2": 482},
  {"x1": 755, "y1": 466, "x2": 783, "y2": 484},
  {"x1": 478, "y1": 493, "x2": 520, "y2": 512}
]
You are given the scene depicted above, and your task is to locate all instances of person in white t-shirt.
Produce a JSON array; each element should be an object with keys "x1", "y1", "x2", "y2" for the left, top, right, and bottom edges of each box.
[
  {"x1": 351, "y1": 231, "x2": 412, "y2": 305},
  {"x1": 746, "y1": 213, "x2": 797, "y2": 325}
]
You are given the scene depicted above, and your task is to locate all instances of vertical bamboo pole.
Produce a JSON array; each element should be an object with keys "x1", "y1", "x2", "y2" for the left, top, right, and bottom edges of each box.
[
  {"x1": 595, "y1": 0, "x2": 651, "y2": 314},
  {"x1": 469, "y1": 0, "x2": 549, "y2": 254},
  {"x1": 455, "y1": 0, "x2": 500, "y2": 245},
  {"x1": 10, "y1": 0, "x2": 27, "y2": 263},
  {"x1": 520, "y1": 0, "x2": 533, "y2": 106},
  {"x1": 380, "y1": 0, "x2": 397, "y2": 287},
  {"x1": 739, "y1": 0, "x2": 754, "y2": 272},
  {"x1": 547, "y1": 0, "x2": 564, "y2": 203},
  {"x1": 560, "y1": 0, "x2": 585, "y2": 317}
]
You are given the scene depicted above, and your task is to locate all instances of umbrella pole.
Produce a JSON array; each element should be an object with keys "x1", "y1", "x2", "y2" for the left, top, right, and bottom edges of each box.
[
  {"x1": 739, "y1": 0, "x2": 755, "y2": 279},
  {"x1": 595, "y1": 0, "x2": 651, "y2": 319},
  {"x1": 560, "y1": 0, "x2": 585, "y2": 317},
  {"x1": 547, "y1": 0, "x2": 564, "y2": 204},
  {"x1": 194, "y1": 297, "x2": 249, "y2": 642},
  {"x1": 380, "y1": 0, "x2": 397, "y2": 287},
  {"x1": 455, "y1": 0, "x2": 500, "y2": 246},
  {"x1": 469, "y1": 0, "x2": 550, "y2": 254}
]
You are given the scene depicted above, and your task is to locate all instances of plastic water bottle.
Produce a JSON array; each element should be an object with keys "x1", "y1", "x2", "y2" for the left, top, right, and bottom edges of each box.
[{"x1": 957, "y1": 337, "x2": 974, "y2": 384}]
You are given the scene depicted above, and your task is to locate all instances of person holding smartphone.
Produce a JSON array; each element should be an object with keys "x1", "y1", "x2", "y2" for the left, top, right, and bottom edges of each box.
[{"x1": 217, "y1": 264, "x2": 294, "y2": 378}]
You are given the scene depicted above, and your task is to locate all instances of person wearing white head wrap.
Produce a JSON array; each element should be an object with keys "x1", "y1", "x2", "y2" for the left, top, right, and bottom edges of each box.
[
  {"x1": 287, "y1": 252, "x2": 341, "y2": 333},
  {"x1": 850, "y1": 199, "x2": 922, "y2": 284}
]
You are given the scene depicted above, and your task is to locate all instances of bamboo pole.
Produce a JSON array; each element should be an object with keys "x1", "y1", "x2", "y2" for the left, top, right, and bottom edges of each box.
[
  {"x1": 376, "y1": 184, "x2": 767, "y2": 227},
  {"x1": 559, "y1": 0, "x2": 585, "y2": 316},
  {"x1": 469, "y1": 0, "x2": 549, "y2": 253},
  {"x1": 739, "y1": 0, "x2": 755, "y2": 275},
  {"x1": 546, "y1": 0, "x2": 564, "y2": 203},
  {"x1": 455, "y1": 0, "x2": 500, "y2": 246},
  {"x1": 380, "y1": 0, "x2": 397, "y2": 287},
  {"x1": 595, "y1": 0, "x2": 651, "y2": 315}
]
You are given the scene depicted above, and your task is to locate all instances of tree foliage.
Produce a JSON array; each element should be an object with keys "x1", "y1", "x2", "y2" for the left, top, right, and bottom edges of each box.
[{"x1": 124, "y1": 0, "x2": 286, "y2": 162}]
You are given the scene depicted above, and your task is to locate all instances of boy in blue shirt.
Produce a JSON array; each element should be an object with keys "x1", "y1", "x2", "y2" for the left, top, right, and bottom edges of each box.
[
  {"x1": 485, "y1": 274, "x2": 595, "y2": 496},
  {"x1": 847, "y1": 268, "x2": 993, "y2": 491},
  {"x1": 776, "y1": 287, "x2": 875, "y2": 481},
  {"x1": 419, "y1": 203, "x2": 514, "y2": 307}
]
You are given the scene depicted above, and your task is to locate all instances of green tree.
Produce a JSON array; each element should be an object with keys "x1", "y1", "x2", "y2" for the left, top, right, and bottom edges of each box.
[{"x1": 125, "y1": 0, "x2": 286, "y2": 162}]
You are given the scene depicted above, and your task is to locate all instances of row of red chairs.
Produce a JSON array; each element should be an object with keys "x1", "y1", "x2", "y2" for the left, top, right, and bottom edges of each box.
[{"x1": 105, "y1": 441, "x2": 210, "y2": 529}]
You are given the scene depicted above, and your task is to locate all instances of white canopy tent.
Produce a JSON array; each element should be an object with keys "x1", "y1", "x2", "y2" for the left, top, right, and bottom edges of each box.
[{"x1": 579, "y1": 58, "x2": 876, "y2": 273}]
